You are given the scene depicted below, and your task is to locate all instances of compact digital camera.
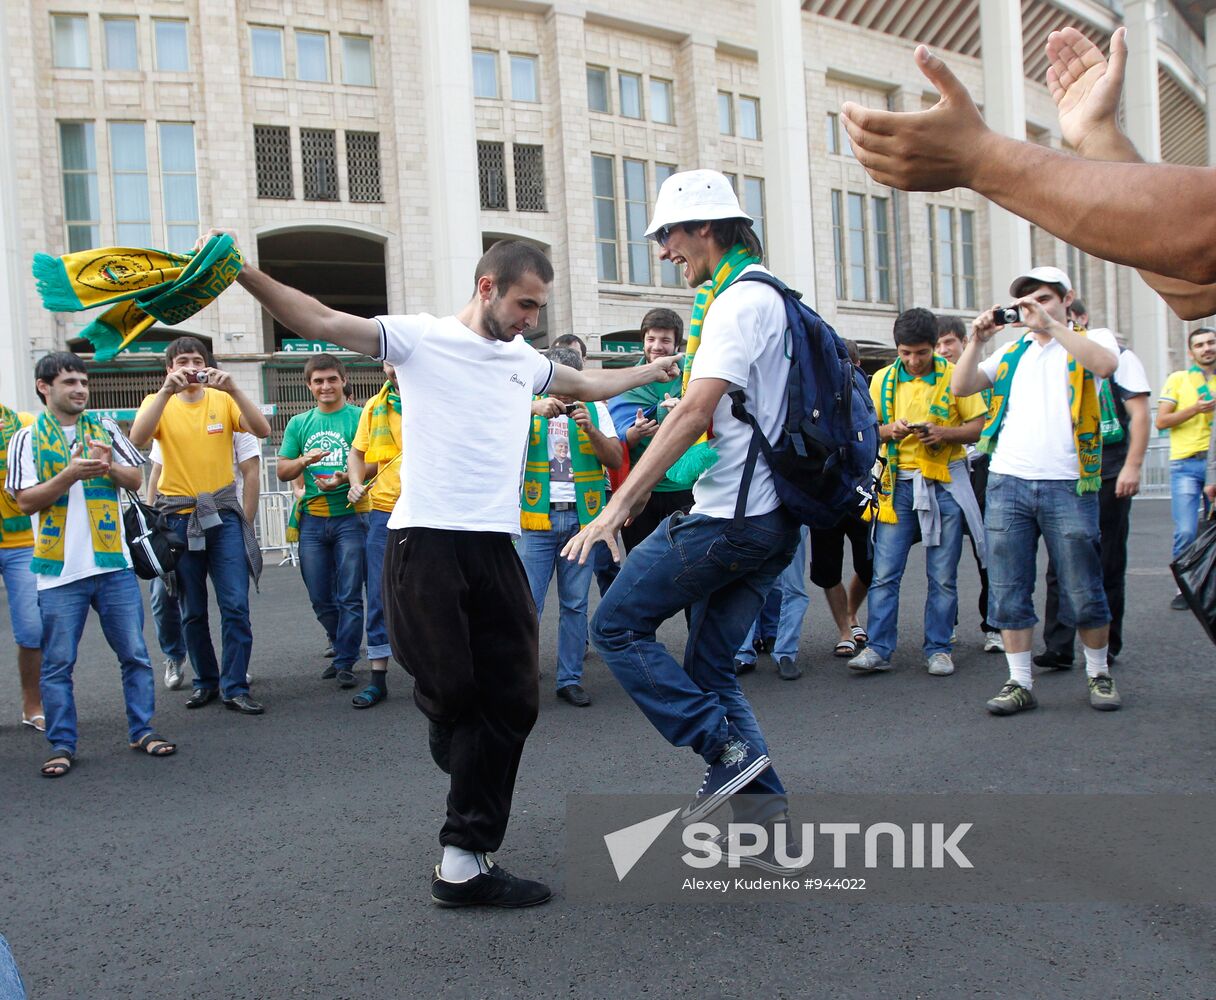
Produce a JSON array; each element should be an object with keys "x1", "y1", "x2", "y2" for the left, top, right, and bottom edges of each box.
[
  {"x1": 184, "y1": 370, "x2": 209, "y2": 384},
  {"x1": 991, "y1": 305, "x2": 1021, "y2": 326}
]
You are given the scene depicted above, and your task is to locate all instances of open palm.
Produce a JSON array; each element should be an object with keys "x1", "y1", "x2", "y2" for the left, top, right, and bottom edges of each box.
[{"x1": 1045, "y1": 26, "x2": 1127, "y2": 152}]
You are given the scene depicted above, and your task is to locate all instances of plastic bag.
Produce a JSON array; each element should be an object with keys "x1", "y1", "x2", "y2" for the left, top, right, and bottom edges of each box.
[{"x1": 1171, "y1": 513, "x2": 1216, "y2": 646}]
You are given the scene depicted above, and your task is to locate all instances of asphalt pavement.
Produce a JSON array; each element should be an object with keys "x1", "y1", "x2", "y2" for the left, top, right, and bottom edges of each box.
[{"x1": 1, "y1": 499, "x2": 1212, "y2": 999}]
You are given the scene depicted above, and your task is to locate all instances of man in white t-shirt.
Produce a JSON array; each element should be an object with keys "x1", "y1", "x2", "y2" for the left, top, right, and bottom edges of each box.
[
  {"x1": 564, "y1": 170, "x2": 803, "y2": 857},
  {"x1": 951, "y1": 266, "x2": 1122, "y2": 716},
  {"x1": 6, "y1": 352, "x2": 176, "y2": 778},
  {"x1": 214, "y1": 232, "x2": 681, "y2": 908}
]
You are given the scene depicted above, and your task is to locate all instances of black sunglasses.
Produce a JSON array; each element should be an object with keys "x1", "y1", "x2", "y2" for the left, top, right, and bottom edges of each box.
[{"x1": 651, "y1": 224, "x2": 678, "y2": 247}]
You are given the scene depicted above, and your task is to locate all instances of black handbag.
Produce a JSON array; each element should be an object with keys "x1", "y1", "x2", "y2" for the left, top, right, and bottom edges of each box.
[
  {"x1": 1171, "y1": 512, "x2": 1216, "y2": 646},
  {"x1": 122, "y1": 490, "x2": 185, "y2": 580}
]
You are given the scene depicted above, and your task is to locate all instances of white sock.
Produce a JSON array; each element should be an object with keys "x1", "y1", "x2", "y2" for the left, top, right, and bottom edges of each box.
[
  {"x1": 1083, "y1": 644, "x2": 1109, "y2": 679},
  {"x1": 439, "y1": 846, "x2": 489, "y2": 882},
  {"x1": 1005, "y1": 650, "x2": 1033, "y2": 689}
]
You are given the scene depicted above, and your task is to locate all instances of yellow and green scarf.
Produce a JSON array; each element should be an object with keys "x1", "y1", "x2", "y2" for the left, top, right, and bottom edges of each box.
[
  {"x1": 664, "y1": 243, "x2": 761, "y2": 487},
  {"x1": 867, "y1": 356, "x2": 954, "y2": 524},
  {"x1": 0, "y1": 406, "x2": 33, "y2": 539},
  {"x1": 978, "y1": 330, "x2": 1102, "y2": 494},
  {"x1": 521, "y1": 404, "x2": 605, "y2": 531},
  {"x1": 30, "y1": 412, "x2": 126, "y2": 575},
  {"x1": 31, "y1": 234, "x2": 243, "y2": 360},
  {"x1": 364, "y1": 381, "x2": 402, "y2": 464}
]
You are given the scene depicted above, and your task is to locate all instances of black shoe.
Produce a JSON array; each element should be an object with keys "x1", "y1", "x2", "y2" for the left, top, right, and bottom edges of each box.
[
  {"x1": 733, "y1": 659, "x2": 756, "y2": 676},
  {"x1": 430, "y1": 862, "x2": 552, "y2": 908},
  {"x1": 320, "y1": 665, "x2": 337, "y2": 680},
  {"x1": 1033, "y1": 649, "x2": 1074, "y2": 670},
  {"x1": 336, "y1": 669, "x2": 357, "y2": 689},
  {"x1": 1170, "y1": 593, "x2": 1188, "y2": 611},
  {"x1": 185, "y1": 688, "x2": 218, "y2": 709},
  {"x1": 556, "y1": 684, "x2": 591, "y2": 707},
  {"x1": 776, "y1": 657, "x2": 802, "y2": 681},
  {"x1": 429, "y1": 720, "x2": 453, "y2": 774},
  {"x1": 223, "y1": 694, "x2": 265, "y2": 715},
  {"x1": 752, "y1": 635, "x2": 775, "y2": 656}
]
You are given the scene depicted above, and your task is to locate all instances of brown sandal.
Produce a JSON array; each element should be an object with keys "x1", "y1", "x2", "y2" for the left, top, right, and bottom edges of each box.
[
  {"x1": 130, "y1": 732, "x2": 177, "y2": 756},
  {"x1": 40, "y1": 750, "x2": 73, "y2": 778}
]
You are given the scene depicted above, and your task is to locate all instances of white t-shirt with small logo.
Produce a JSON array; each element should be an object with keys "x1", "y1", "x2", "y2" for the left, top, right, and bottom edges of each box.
[{"x1": 376, "y1": 313, "x2": 554, "y2": 536}]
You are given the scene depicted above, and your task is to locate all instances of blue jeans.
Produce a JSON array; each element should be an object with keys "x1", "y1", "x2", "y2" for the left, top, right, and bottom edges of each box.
[
  {"x1": 0, "y1": 933, "x2": 25, "y2": 1000},
  {"x1": 38, "y1": 569, "x2": 154, "y2": 754},
  {"x1": 592, "y1": 508, "x2": 800, "y2": 808},
  {"x1": 985, "y1": 473, "x2": 1109, "y2": 631},
  {"x1": 168, "y1": 511, "x2": 253, "y2": 699},
  {"x1": 364, "y1": 509, "x2": 391, "y2": 661},
  {"x1": 299, "y1": 512, "x2": 367, "y2": 671},
  {"x1": 735, "y1": 525, "x2": 810, "y2": 663},
  {"x1": 866, "y1": 480, "x2": 964, "y2": 659},
  {"x1": 518, "y1": 508, "x2": 595, "y2": 690},
  {"x1": 149, "y1": 574, "x2": 185, "y2": 662},
  {"x1": 1169, "y1": 456, "x2": 1210, "y2": 559},
  {"x1": 0, "y1": 546, "x2": 40, "y2": 648}
]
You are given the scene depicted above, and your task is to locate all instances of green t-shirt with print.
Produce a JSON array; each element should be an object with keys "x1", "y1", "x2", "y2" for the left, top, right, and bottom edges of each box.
[{"x1": 279, "y1": 404, "x2": 367, "y2": 516}]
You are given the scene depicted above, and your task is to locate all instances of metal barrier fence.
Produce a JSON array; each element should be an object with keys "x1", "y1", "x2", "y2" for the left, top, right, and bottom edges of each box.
[
  {"x1": 1139, "y1": 439, "x2": 1172, "y2": 500},
  {"x1": 256, "y1": 491, "x2": 298, "y2": 566}
]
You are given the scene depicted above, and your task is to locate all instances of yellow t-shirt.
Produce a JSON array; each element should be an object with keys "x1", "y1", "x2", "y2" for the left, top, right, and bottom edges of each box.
[
  {"x1": 138, "y1": 388, "x2": 244, "y2": 504},
  {"x1": 1160, "y1": 368, "x2": 1216, "y2": 460},
  {"x1": 352, "y1": 398, "x2": 401, "y2": 514},
  {"x1": 869, "y1": 362, "x2": 987, "y2": 470},
  {"x1": 0, "y1": 410, "x2": 35, "y2": 549}
]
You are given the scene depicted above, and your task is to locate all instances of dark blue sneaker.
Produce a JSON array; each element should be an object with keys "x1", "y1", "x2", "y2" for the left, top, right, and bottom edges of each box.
[{"x1": 680, "y1": 736, "x2": 771, "y2": 825}]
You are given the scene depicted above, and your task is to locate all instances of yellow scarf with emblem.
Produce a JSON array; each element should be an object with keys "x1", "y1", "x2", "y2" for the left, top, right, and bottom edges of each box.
[{"x1": 0, "y1": 406, "x2": 33, "y2": 541}]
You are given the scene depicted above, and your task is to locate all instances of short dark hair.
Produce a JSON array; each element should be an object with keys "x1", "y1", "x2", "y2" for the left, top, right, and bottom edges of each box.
[
  {"x1": 547, "y1": 345, "x2": 583, "y2": 372},
  {"x1": 1189, "y1": 326, "x2": 1216, "y2": 347},
  {"x1": 475, "y1": 240, "x2": 554, "y2": 295},
  {"x1": 893, "y1": 308, "x2": 939, "y2": 348},
  {"x1": 34, "y1": 351, "x2": 87, "y2": 404},
  {"x1": 164, "y1": 336, "x2": 214, "y2": 368},
  {"x1": 552, "y1": 334, "x2": 587, "y2": 359},
  {"x1": 935, "y1": 315, "x2": 967, "y2": 341},
  {"x1": 841, "y1": 338, "x2": 860, "y2": 367},
  {"x1": 304, "y1": 353, "x2": 347, "y2": 382},
  {"x1": 640, "y1": 307, "x2": 684, "y2": 345},
  {"x1": 1068, "y1": 298, "x2": 1088, "y2": 320}
]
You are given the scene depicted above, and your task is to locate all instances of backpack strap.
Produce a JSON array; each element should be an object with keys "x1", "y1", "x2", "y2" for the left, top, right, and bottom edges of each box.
[{"x1": 729, "y1": 389, "x2": 779, "y2": 525}]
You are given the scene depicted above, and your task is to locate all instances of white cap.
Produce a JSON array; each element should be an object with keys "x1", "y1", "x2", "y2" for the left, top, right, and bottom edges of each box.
[
  {"x1": 1009, "y1": 266, "x2": 1072, "y2": 298},
  {"x1": 645, "y1": 169, "x2": 752, "y2": 238}
]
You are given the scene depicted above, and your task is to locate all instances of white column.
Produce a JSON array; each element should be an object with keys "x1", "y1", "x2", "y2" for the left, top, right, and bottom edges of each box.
[
  {"x1": 1205, "y1": 10, "x2": 1216, "y2": 166},
  {"x1": 756, "y1": 0, "x2": 816, "y2": 306},
  {"x1": 1123, "y1": 0, "x2": 1170, "y2": 390},
  {"x1": 416, "y1": 0, "x2": 482, "y2": 314},
  {"x1": 979, "y1": 0, "x2": 1032, "y2": 303}
]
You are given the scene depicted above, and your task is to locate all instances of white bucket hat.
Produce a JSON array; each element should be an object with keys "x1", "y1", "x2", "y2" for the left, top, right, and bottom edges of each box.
[{"x1": 644, "y1": 169, "x2": 752, "y2": 239}]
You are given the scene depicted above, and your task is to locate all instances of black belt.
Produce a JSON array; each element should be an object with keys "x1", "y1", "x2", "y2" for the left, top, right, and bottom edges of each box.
[{"x1": 550, "y1": 502, "x2": 576, "y2": 511}]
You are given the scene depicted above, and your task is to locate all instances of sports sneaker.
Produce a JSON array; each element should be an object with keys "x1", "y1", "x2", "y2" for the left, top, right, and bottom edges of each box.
[
  {"x1": 323, "y1": 643, "x2": 336, "y2": 658},
  {"x1": 430, "y1": 861, "x2": 551, "y2": 908},
  {"x1": 1087, "y1": 673, "x2": 1122, "y2": 711},
  {"x1": 320, "y1": 665, "x2": 337, "y2": 680},
  {"x1": 680, "y1": 736, "x2": 771, "y2": 825},
  {"x1": 983, "y1": 631, "x2": 1005, "y2": 653},
  {"x1": 847, "y1": 647, "x2": 892, "y2": 673},
  {"x1": 986, "y1": 681, "x2": 1037, "y2": 716},
  {"x1": 1033, "y1": 649, "x2": 1074, "y2": 670},
  {"x1": 163, "y1": 658, "x2": 184, "y2": 690},
  {"x1": 775, "y1": 657, "x2": 802, "y2": 681},
  {"x1": 1170, "y1": 592, "x2": 1188, "y2": 611},
  {"x1": 709, "y1": 820, "x2": 805, "y2": 875},
  {"x1": 927, "y1": 652, "x2": 955, "y2": 676},
  {"x1": 950, "y1": 628, "x2": 958, "y2": 644}
]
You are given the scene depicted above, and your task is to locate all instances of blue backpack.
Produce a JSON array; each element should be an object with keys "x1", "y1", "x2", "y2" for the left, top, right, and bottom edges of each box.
[{"x1": 727, "y1": 271, "x2": 880, "y2": 527}]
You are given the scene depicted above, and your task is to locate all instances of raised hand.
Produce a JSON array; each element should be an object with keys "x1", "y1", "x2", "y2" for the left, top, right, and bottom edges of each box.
[{"x1": 1045, "y1": 26, "x2": 1128, "y2": 158}]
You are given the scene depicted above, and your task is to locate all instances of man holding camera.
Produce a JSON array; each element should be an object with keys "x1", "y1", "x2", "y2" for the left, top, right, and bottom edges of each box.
[
  {"x1": 518, "y1": 346, "x2": 622, "y2": 708},
  {"x1": 130, "y1": 336, "x2": 271, "y2": 715},
  {"x1": 951, "y1": 267, "x2": 1121, "y2": 715},
  {"x1": 848, "y1": 308, "x2": 987, "y2": 677}
]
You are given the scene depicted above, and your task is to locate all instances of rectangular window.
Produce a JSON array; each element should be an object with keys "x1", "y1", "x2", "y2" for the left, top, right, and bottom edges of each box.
[
  {"x1": 346, "y1": 130, "x2": 382, "y2": 203},
  {"x1": 743, "y1": 176, "x2": 765, "y2": 252},
  {"x1": 830, "y1": 190, "x2": 846, "y2": 300},
  {"x1": 960, "y1": 209, "x2": 977, "y2": 309},
  {"x1": 592, "y1": 154, "x2": 618, "y2": 282},
  {"x1": 472, "y1": 49, "x2": 498, "y2": 98},
  {"x1": 513, "y1": 143, "x2": 546, "y2": 212},
  {"x1": 510, "y1": 54, "x2": 538, "y2": 102},
  {"x1": 301, "y1": 128, "x2": 337, "y2": 201},
  {"x1": 59, "y1": 122, "x2": 99, "y2": 252},
  {"x1": 254, "y1": 124, "x2": 293, "y2": 199},
  {"x1": 341, "y1": 35, "x2": 373, "y2": 86},
  {"x1": 586, "y1": 66, "x2": 609, "y2": 113},
  {"x1": 738, "y1": 96, "x2": 760, "y2": 140},
  {"x1": 477, "y1": 141, "x2": 507, "y2": 210},
  {"x1": 296, "y1": 31, "x2": 329, "y2": 82},
  {"x1": 650, "y1": 78, "x2": 673, "y2": 125},
  {"x1": 825, "y1": 112, "x2": 839, "y2": 155},
  {"x1": 159, "y1": 123, "x2": 198, "y2": 250},
  {"x1": 251, "y1": 26, "x2": 284, "y2": 78},
  {"x1": 104, "y1": 18, "x2": 138, "y2": 70},
  {"x1": 930, "y1": 205, "x2": 957, "y2": 309},
  {"x1": 717, "y1": 91, "x2": 733, "y2": 135},
  {"x1": 619, "y1": 72, "x2": 642, "y2": 120},
  {"x1": 723, "y1": 172, "x2": 737, "y2": 193},
  {"x1": 655, "y1": 163, "x2": 680, "y2": 287},
  {"x1": 847, "y1": 192, "x2": 869, "y2": 302},
  {"x1": 154, "y1": 19, "x2": 189, "y2": 72},
  {"x1": 109, "y1": 122, "x2": 150, "y2": 246},
  {"x1": 1029, "y1": 224, "x2": 1040, "y2": 268},
  {"x1": 873, "y1": 196, "x2": 893, "y2": 304},
  {"x1": 623, "y1": 159, "x2": 650, "y2": 285},
  {"x1": 53, "y1": 14, "x2": 90, "y2": 69}
]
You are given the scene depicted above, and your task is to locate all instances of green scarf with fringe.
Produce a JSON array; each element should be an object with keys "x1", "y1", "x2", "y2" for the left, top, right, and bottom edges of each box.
[{"x1": 0, "y1": 406, "x2": 33, "y2": 539}]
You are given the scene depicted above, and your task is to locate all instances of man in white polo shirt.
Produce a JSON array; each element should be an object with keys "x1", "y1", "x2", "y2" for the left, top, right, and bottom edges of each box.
[{"x1": 951, "y1": 266, "x2": 1121, "y2": 716}]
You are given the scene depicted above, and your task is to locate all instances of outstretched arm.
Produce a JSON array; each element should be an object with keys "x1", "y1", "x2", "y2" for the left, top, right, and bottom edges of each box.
[{"x1": 547, "y1": 354, "x2": 683, "y2": 401}]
